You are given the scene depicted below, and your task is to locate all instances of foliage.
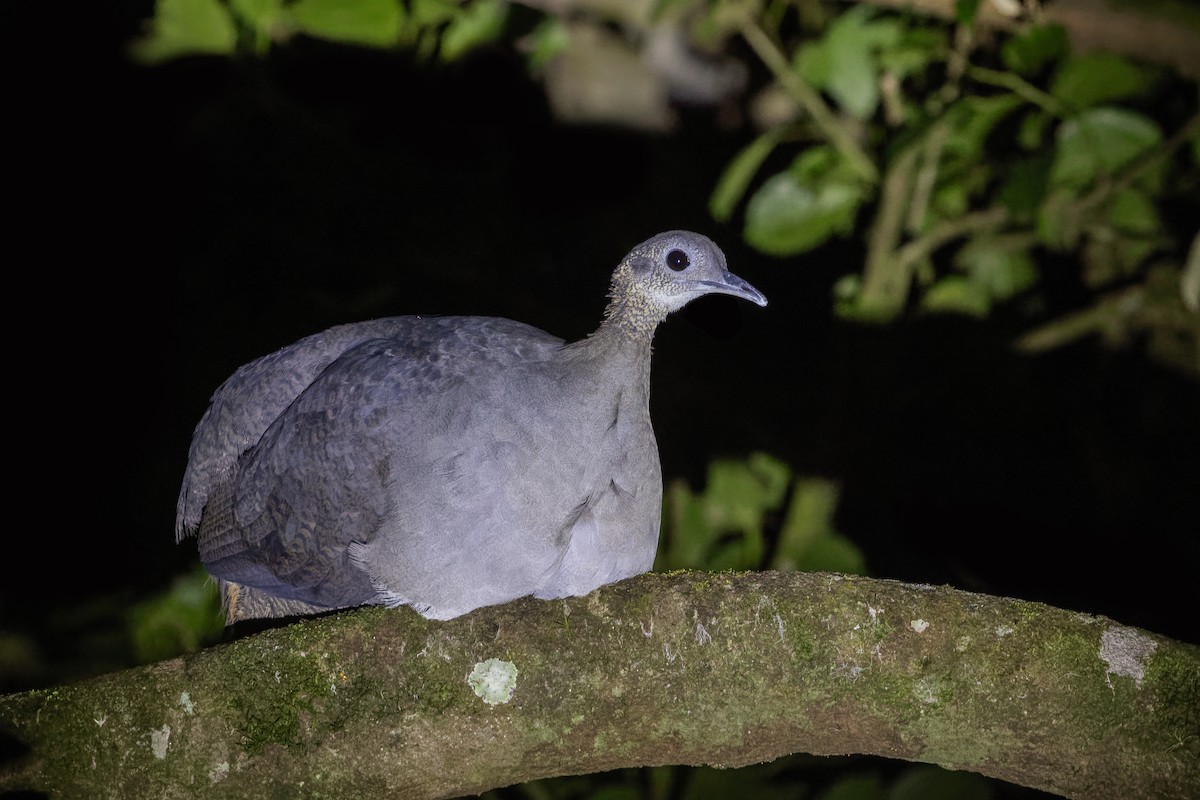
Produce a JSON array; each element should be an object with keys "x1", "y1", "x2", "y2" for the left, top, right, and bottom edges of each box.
[
  {"x1": 703, "y1": 1, "x2": 1199, "y2": 367},
  {"x1": 130, "y1": 0, "x2": 1199, "y2": 374},
  {"x1": 657, "y1": 452, "x2": 865, "y2": 575},
  {"x1": 125, "y1": 567, "x2": 225, "y2": 663},
  {"x1": 129, "y1": 0, "x2": 509, "y2": 62}
]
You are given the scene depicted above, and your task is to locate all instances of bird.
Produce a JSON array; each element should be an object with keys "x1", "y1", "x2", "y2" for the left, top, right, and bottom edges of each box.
[{"x1": 176, "y1": 230, "x2": 767, "y2": 623}]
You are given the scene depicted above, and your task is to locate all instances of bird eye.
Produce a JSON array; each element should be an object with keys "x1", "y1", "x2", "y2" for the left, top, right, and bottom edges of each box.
[{"x1": 666, "y1": 249, "x2": 690, "y2": 271}]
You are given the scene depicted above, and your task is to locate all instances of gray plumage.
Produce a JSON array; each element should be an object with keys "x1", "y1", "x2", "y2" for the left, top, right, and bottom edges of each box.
[{"x1": 176, "y1": 230, "x2": 767, "y2": 623}]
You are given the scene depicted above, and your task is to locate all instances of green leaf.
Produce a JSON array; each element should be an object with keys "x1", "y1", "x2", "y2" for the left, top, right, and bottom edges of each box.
[
  {"x1": 1017, "y1": 109, "x2": 1050, "y2": 150},
  {"x1": 680, "y1": 763, "x2": 801, "y2": 800},
  {"x1": 1107, "y1": 188, "x2": 1160, "y2": 236},
  {"x1": 1036, "y1": 186, "x2": 1083, "y2": 250},
  {"x1": 1000, "y1": 23, "x2": 1068, "y2": 77},
  {"x1": 890, "y1": 766, "x2": 993, "y2": 800},
  {"x1": 943, "y1": 93, "x2": 1024, "y2": 161},
  {"x1": 800, "y1": 6, "x2": 903, "y2": 119},
  {"x1": 744, "y1": 167, "x2": 865, "y2": 256},
  {"x1": 796, "y1": 40, "x2": 832, "y2": 89},
  {"x1": 704, "y1": 453, "x2": 791, "y2": 532},
  {"x1": 289, "y1": 0, "x2": 403, "y2": 47},
  {"x1": 409, "y1": 0, "x2": 456, "y2": 28},
  {"x1": 817, "y1": 774, "x2": 886, "y2": 800},
  {"x1": 709, "y1": 128, "x2": 786, "y2": 223},
  {"x1": 227, "y1": 0, "x2": 285, "y2": 53},
  {"x1": 801, "y1": 536, "x2": 868, "y2": 574},
  {"x1": 955, "y1": 0, "x2": 982, "y2": 25},
  {"x1": 126, "y1": 568, "x2": 224, "y2": 663},
  {"x1": 1050, "y1": 107, "x2": 1162, "y2": 188},
  {"x1": 997, "y1": 152, "x2": 1052, "y2": 220},
  {"x1": 822, "y1": 6, "x2": 893, "y2": 119},
  {"x1": 931, "y1": 181, "x2": 969, "y2": 221},
  {"x1": 773, "y1": 478, "x2": 865, "y2": 574},
  {"x1": 660, "y1": 454, "x2": 792, "y2": 572},
  {"x1": 440, "y1": 0, "x2": 508, "y2": 61},
  {"x1": 1051, "y1": 53, "x2": 1156, "y2": 112},
  {"x1": 229, "y1": 0, "x2": 282, "y2": 28},
  {"x1": 954, "y1": 236, "x2": 1038, "y2": 300},
  {"x1": 878, "y1": 27, "x2": 945, "y2": 81},
  {"x1": 522, "y1": 17, "x2": 569, "y2": 72},
  {"x1": 921, "y1": 276, "x2": 990, "y2": 317},
  {"x1": 128, "y1": 0, "x2": 237, "y2": 63}
]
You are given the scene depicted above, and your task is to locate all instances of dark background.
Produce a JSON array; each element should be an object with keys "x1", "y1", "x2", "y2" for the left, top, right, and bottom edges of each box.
[{"x1": 5, "y1": 0, "x2": 1196, "y2": 774}]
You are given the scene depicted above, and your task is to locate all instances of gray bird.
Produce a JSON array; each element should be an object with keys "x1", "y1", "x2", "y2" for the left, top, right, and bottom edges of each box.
[{"x1": 176, "y1": 230, "x2": 767, "y2": 623}]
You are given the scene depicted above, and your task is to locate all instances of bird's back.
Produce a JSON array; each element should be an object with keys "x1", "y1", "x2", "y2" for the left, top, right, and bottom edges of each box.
[{"x1": 176, "y1": 315, "x2": 570, "y2": 617}]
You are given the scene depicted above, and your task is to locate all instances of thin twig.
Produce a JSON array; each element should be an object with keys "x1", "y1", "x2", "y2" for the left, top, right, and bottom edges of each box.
[
  {"x1": 894, "y1": 206, "x2": 1010, "y2": 276},
  {"x1": 860, "y1": 144, "x2": 920, "y2": 312},
  {"x1": 736, "y1": 14, "x2": 879, "y2": 184},
  {"x1": 967, "y1": 64, "x2": 1068, "y2": 116}
]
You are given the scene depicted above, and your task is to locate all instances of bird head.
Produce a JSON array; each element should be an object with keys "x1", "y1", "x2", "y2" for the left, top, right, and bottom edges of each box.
[{"x1": 605, "y1": 231, "x2": 767, "y2": 333}]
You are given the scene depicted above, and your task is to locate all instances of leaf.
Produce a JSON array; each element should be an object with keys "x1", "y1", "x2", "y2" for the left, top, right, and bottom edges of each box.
[
  {"x1": 773, "y1": 478, "x2": 865, "y2": 575},
  {"x1": 289, "y1": 0, "x2": 403, "y2": 47},
  {"x1": 1017, "y1": 109, "x2": 1050, "y2": 150},
  {"x1": 522, "y1": 17, "x2": 569, "y2": 72},
  {"x1": 1107, "y1": 188, "x2": 1160, "y2": 236},
  {"x1": 709, "y1": 128, "x2": 787, "y2": 223},
  {"x1": 931, "y1": 181, "x2": 969, "y2": 221},
  {"x1": 128, "y1": 0, "x2": 237, "y2": 64},
  {"x1": 817, "y1": 774, "x2": 885, "y2": 800},
  {"x1": 660, "y1": 454, "x2": 791, "y2": 572},
  {"x1": 997, "y1": 152, "x2": 1052, "y2": 220},
  {"x1": 799, "y1": 6, "x2": 902, "y2": 120},
  {"x1": 1036, "y1": 186, "x2": 1083, "y2": 250},
  {"x1": 1051, "y1": 53, "x2": 1156, "y2": 112},
  {"x1": 878, "y1": 27, "x2": 945, "y2": 81},
  {"x1": 704, "y1": 453, "x2": 791, "y2": 532},
  {"x1": 955, "y1": 0, "x2": 982, "y2": 25},
  {"x1": 1000, "y1": 23, "x2": 1068, "y2": 77},
  {"x1": 229, "y1": 0, "x2": 284, "y2": 32},
  {"x1": 744, "y1": 168, "x2": 865, "y2": 256},
  {"x1": 821, "y1": 6, "x2": 895, "y2": 119},
  {"x1": 1050, "y1": 107, "x2": 1162, "y2": 188},
  {"x1": 126, "y1": 568, "x2": 224, "y2": 663},
  {"x1": 890, "y1": 765, "x2": 993, "y2": 800},
  {"x1": 921, "y1": 276, "x2": 990, "y2": 317},
  {"x1": 954, "y1": 236, "x2": 1038, "y2": 301},
  {"x1": 440, "y1": 0, "x2": 508, "y2": 61},
  {"x1": 680, "y1": 763, "x2": 801, "y2": 800},
  {"x1": 943, "y1": 93, "x2": 1024, "y2": 161},
  {"x1": 661, "y1": 480, "x2": 711, "y2": 569},
  {"x1": 409, "y1": 0, "x2": 456, "y2": 28}
]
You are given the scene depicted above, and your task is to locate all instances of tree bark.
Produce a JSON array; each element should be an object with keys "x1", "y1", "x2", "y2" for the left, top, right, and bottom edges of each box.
[{"x1": 2, "y1": 571, "x2": 1197, "y2": 799}]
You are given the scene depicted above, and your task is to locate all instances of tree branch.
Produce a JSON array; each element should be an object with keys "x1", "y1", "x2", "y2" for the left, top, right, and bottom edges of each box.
[
  {"x1": 2, "y1": 571, "x2": 1197, "y2": 799},
  {"x1": 857, "y1": 0, "x2": 1200, "y2": 80},
  {"x1": 735, "y1": 13, "x2": 879, "y2": 184}
]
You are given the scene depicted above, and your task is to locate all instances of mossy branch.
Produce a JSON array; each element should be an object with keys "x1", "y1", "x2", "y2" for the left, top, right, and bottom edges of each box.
[{"x1": 2, "y1": 571, "x2": 1197, "y2": 800}]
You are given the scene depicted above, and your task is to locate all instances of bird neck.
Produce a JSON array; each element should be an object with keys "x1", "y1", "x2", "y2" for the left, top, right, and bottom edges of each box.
[
  {"x1": 562, "y1": 314, "x2": 656, "y2": 400},
  {"x1": 598, "y1": 281, "x2": 669, "y2": 343}
]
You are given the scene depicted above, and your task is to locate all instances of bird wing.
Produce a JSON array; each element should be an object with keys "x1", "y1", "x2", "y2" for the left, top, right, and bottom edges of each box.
[
  {"x1": 185, "y1": 316, "x2": 565, "y2": 609},
  {"x1": 175, "y1": 317, "x2": 414, "y2": 541}
]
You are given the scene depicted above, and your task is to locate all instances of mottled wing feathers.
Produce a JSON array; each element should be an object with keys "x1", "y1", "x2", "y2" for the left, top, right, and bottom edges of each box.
[{"x1": 177, "y1": 315, "x2": 564, "y2": 611}]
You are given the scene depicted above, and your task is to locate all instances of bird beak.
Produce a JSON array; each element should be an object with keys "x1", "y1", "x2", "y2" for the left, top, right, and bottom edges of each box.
[{"x1": 700, "y1": 271, "x2": 768, "y2": 307}]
